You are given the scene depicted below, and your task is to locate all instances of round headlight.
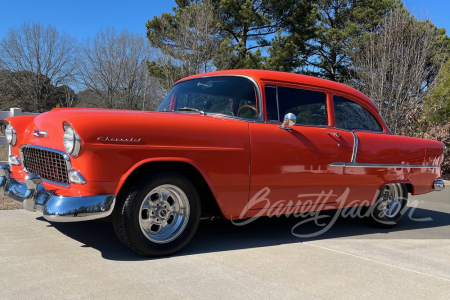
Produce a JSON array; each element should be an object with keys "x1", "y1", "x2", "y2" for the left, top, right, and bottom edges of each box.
[
  {"x1": 5, "y1": 123, "x2": 17, "y2": 146},
  {"x1": 63, "y1": 123, "x2": 81, "y2": 157}
]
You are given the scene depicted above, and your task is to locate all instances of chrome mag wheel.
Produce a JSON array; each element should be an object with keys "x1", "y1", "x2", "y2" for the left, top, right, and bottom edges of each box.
[
  {"x1": 380, "y1": 184, "x2": 403, "y2": 218},
  {"x1": 139, "y1": 184, "x2": 190, "y2": 244}
]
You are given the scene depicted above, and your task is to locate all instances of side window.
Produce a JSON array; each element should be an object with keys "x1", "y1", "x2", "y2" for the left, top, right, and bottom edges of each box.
[
  {"x1": 277, "y1": 87, "x2": 327, "y2": 126},
  {"x1": 264, "y1": 86, "x2": 278, "y2": 121},
  {"x1": 237, "y1": 99, "x2": 258, "y2": 119},
  {"x1": 178, "y1": 92, "x2": 233, "y2": 115},
  {"x1": 334, "y1": 96, "x2": 382, "y2": 131}
]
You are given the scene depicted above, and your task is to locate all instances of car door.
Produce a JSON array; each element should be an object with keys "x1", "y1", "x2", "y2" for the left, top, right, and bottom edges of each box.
[
  {"x1": 332, "y1": 95, "x2": 390, "y2": 205},
  {"x1": 331, "y1": 94, "x2": 445, "y2": 204},
  {"x1": 247, "y1": 85, "x2": 350, "y2": 214}
]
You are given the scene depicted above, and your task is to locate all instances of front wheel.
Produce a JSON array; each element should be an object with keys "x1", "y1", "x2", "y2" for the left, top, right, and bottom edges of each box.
[
  {"x1": 366, "y1": 183, "x2": 408, "y2": 228},
  {"x1": 113, "y1": 172, "x2": 201, "y2": 257}
]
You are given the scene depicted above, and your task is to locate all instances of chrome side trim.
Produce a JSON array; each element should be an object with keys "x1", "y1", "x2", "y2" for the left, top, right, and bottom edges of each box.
[
  {"x1": 18, "y1": 145, "x2": 71, "y2": 187},
  {"x1": 434, "y1": 180, "x2": 445, "y2": 191},
  {"x1": 329, "y1": 162, "x2": 440, "y2": 168},
  {"x1": 0, "y1": 165, "x2": 115, "y2": 222},
  {"x1": 329, "y1": 162, "x2": 346, "y2": 167},
  {"x1": 350, "y1": 131, "x2": 358, "y2": 163}
]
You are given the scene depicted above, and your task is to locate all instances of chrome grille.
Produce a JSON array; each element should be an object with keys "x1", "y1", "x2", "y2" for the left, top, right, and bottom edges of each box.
[{"x1": 21, "y1": 147, "x2": 69, "y2": 184}]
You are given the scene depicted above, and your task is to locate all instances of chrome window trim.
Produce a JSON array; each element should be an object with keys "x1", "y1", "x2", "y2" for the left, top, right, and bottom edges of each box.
[
  {"x1": 174, "y1": 74, "x2": 263, "y2": 122},
  {"x1": 19, "y1": 145, "x2": 71, "y2": 187}
]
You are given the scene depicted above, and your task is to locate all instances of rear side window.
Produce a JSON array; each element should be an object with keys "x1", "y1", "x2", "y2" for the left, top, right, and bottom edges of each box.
[
  {"x1": 277, "y1": 87, "x2": 327, "y2": 126},
  {"x1": 334, "y1": 96, "x2": 382, "y2": 131}
]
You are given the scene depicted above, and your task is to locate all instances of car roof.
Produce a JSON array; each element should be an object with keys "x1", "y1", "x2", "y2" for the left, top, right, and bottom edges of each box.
[{"x1": 180, "y1": 69, "x2": 379, "y2": 113}]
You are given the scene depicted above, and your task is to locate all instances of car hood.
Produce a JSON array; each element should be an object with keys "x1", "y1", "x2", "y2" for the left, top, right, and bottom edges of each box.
[{"x1": 8, "y1": 108, "x2": 249, "y2": 151}]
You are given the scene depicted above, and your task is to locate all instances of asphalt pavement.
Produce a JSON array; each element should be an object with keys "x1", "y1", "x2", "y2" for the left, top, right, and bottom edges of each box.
[{"x1": 1, "y1": 184, "x2": 449, "y2": 299}]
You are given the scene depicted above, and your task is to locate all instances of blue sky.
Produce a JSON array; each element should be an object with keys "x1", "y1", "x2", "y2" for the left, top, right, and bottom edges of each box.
[
  {"x1": 0, "y1": 0, "x2": 449, "y2": 41},
  {"x1": 0, "y1": 0, "x2": 177, "y2": 40}
]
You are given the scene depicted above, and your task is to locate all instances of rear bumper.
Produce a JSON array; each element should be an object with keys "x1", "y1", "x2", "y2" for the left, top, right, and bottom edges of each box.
[
  {"x1": 434, "y1": 180, "x2": 445, "y2": 192},
  {"x1": 0, "y1": 165, "x2": 115, "y2": 222}
]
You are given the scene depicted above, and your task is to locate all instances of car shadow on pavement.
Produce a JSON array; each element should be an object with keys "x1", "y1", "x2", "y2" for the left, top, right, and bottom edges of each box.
[{"x1": 42, "y1": 206, "x2": 450, "y2": 261}]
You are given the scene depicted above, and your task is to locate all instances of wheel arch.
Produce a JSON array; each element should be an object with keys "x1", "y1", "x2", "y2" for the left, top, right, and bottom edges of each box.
[
  {"x1": 115, "y1": 158, "x2": 226, "y2": 218},
  {"x1": 380, "y1": 180, "x2": 413, "y2": 194}
]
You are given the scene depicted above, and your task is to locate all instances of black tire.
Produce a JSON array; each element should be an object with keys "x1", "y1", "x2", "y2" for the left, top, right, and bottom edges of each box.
[
  {"x1": 365, "y1": 184, "x2": 408, "y2": 228},
  {"x1": 112, "y1": 171, "x2": 201, "y2": 257}
]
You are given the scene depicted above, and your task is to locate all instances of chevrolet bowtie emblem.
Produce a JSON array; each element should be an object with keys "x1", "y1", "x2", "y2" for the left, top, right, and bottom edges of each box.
[{"x1": 33, "y1": 130, "x2": 48, "y2": 138}]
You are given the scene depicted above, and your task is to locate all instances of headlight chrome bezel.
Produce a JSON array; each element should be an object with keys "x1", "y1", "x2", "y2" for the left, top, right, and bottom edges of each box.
[
  {"x1": 63, "y1": 122, "x2": 81, "y2": 157},
  {"x1": 5, "y1": 123, "x2": 17, "y2": 146}
]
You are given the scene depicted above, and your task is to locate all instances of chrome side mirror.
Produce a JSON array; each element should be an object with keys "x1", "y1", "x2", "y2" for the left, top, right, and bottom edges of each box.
[{"x1": 279, "y1": 113, "x2": 296, "y2": 130}]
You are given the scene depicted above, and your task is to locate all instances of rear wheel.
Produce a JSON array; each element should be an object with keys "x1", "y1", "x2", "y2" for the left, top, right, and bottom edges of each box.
[
  {"x1": 366, "y1": 184, "x2": 408, "y2": 228},
  {"x1": 113, "y1": 172, "x2": 201, "y2": 257}
]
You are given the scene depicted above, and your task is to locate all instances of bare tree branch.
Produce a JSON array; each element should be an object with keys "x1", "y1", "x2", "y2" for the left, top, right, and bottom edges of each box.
[
  {"x1": 350, "y1": 9, "x2": 445, "y2": 135},
  {"x1": 76, "y1": 28, "x2": 158, "y2": 110},
  {"x1": 0, "y1": 22, "x2": 76, "y2": 111}
]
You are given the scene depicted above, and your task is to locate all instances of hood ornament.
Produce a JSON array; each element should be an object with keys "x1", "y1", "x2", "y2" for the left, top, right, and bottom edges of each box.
[
  {"x1": 97, "y1": 137, "x2": 141, "y2": 143},
  {"x1": 33, "y1": 130, "x2": 48, "y2": 138}
]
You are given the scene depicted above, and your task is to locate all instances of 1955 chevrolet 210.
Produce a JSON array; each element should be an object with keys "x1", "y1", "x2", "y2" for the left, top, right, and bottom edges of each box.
[{"x1": 1, "y1": 70, "x2": 446, "y2": 256}]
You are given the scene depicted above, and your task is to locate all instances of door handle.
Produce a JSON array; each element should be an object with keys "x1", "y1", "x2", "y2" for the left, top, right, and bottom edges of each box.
[{"x1": 326, "y1": 132, "x2": 341, "y2": 138}]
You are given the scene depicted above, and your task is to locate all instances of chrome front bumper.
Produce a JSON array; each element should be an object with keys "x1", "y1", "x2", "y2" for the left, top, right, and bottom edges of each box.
[{"x1": 0, "y1": 165, "x2": 115, "y2": 222}]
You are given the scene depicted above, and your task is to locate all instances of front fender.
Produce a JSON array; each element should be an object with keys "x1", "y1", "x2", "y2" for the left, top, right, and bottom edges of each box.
[{"x1": 114, "y1": 157, "x2": 219, "y2": 201}]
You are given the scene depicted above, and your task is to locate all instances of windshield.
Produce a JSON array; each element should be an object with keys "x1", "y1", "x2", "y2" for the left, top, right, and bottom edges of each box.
[{"x1": 156, "y1": 76, "x2": 259, "y2": 119}]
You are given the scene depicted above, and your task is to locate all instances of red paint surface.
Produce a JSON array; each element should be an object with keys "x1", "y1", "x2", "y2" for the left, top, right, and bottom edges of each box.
[{"x1": 6, "y1": 70, "x2": 444, "y2": 219}]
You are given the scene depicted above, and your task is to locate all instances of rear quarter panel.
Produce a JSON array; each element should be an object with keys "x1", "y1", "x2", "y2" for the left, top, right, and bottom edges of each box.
[{"x1": 346, "y1": 132, "x2": 443, "y2": 199}]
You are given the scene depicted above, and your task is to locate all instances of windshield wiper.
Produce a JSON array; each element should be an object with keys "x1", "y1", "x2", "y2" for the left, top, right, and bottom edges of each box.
[{"x1": 178, "y1": 107, "x2": 206, "y2": 115}]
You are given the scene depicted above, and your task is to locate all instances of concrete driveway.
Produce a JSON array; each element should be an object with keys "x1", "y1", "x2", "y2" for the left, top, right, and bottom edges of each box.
[{"x1": 1, "y1": 186, "x2": 449, "y2": 300}]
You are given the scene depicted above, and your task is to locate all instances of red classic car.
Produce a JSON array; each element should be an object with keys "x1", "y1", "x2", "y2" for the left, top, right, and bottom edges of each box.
[{"x1": 1, "y1": 70, "x2": 445, "y2": 256}]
